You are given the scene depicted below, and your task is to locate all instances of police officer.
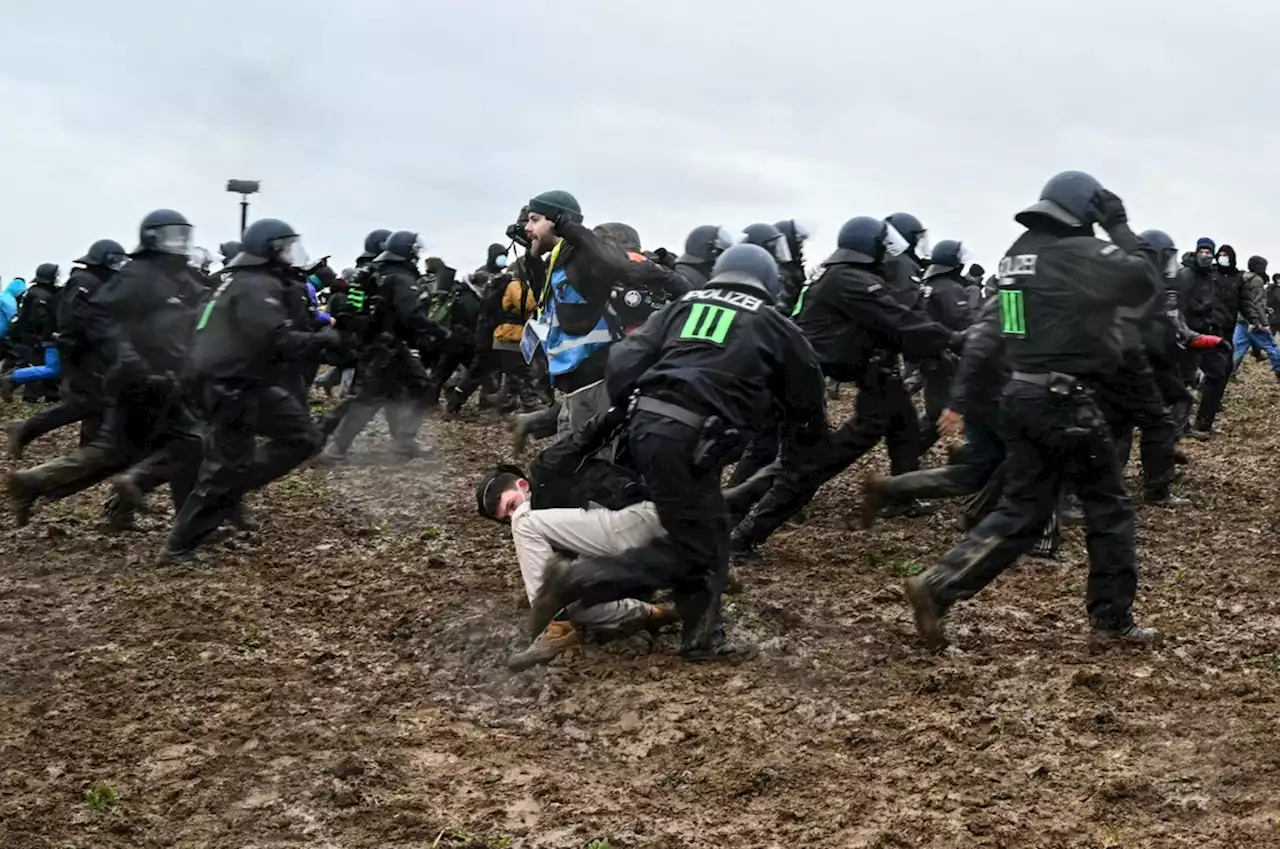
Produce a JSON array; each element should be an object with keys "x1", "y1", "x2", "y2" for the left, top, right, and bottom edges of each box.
[
  {"x1": 730, "y1": 217, "x2": 959, "y2": 561},
  {"x1": 7, "y1": 209, "x2": 206, "y2": 527},
  {"x1": 903, "y1": 171, "x2": 1162, "y2": 651},
  {"x1": 2, "y1": 262, "x2": 62, "y2": 403},
  {"x1": 321, "y1": 230, "x2": 446, "y2": 461},
  {"x1": 774, "y1": 219, "x2": 811, "y2": 314},
  {"x1": 5, "y1": 240, "x2": 127, "y2": 460},
  {"x1": 862, "y1": 262, "x2": 1007, "y2": 528},
  {"x1": 526, "y1": 244, "x2": 827, "y2": 661},
  {"x1": 162, "y1": 219, "x2": 338, "y2": 562},
  {"x1": 219, "y1": 240, "x2": 243, "y2": 267},
  {"x1": 916, "y1": 239, "x2": 976, "y2": 453},
  {"x1": 672, "y1": 224, "x2": 737, "y2": 290},
  {"x1": 883, "y1": 212, "x2": 930, "y2": 309}
]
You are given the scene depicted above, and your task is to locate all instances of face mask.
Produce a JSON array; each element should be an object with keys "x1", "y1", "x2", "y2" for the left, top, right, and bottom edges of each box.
[
  {"x1": 493, "y1": 255, "x2": 508, "y2": 268},
  {"x1": 1196, "y1": 254, "x2": 1212, "y2": 268},
  {"x1": 1217, "y1": 255, "x2": 1231, "y2": 268}
]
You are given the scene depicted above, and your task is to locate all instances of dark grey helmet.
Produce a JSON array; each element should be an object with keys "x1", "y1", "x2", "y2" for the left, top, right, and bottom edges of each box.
[
  {"x1": 374, "y1": 230, "x2": 423, "y2": 264},
  {"x1": 707, "y1": 244, "x2": 781, "y2": 304},
  {"x1": 134, "y1": 208, "x2": 192, "y2": 256},
  {"x1": 225, "y1": 218, "x2": 303, "y2": 268},
  {"x1": 358, "y1": 228, "x2": 392, "y2": 261},
  {"x1": 1015, "y1": 170, "x2": 1103, "y2": 229},
  {"x1": 75, "y1": 239, "x2": 128, "y2": 270}
]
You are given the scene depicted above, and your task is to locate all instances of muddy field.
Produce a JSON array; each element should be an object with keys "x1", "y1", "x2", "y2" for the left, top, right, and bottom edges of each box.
[{"x1": 2, "y1": 366, "x2": 1279, "y2": 849}]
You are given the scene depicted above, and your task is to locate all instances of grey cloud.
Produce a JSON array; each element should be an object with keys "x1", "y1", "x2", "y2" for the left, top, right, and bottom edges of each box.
[{"x1": 3, "y1": 0, "x2": 1280, "y2": 279}]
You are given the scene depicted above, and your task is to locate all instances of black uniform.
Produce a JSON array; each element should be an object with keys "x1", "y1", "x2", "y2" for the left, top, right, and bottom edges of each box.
[
  {"x1": 7, "y1": 266, "x2": 113, "y2": 455},
  {"x1": 731, "y1": 260, "x2": 954, "y2": 555},
  {"x1": 9, "y1": 278, "x2": 60, "y2": 401},
  {"x1": 166, "y1": 265, "x2": 332, "y2": 556},
  {"x1": 868, "y1": 292, "x2": 1007, "y2": 512},
  {"x1": 324, "y1": 260, "x2": 446, "y2": 457},
  {"x1": 7, "y1": 254, "x2": 205, "y2": 525},
  {"x1": 528, "y1": 283, "x2": 826, "y2": 656},
  {"x1": 917, "y1": 270, "x2": 973, "y2": 452},
  {"x1": 909, "y1": 215, "x2": 1157, "y2": 639},
  {"x1": 1193, "y1": 246, "x2": 1265, "y2": 434}
]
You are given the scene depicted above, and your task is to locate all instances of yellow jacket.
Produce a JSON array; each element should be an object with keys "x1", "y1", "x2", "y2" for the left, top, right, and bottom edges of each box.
[{"x1": 493, "y1": 276, "x2": 537, "y2": 346}]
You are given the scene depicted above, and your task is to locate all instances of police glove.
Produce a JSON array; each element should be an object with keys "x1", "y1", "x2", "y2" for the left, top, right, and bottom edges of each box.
[
  {"x1": 1217, "y1": 338, "x2": 1234, "y2": 354},
  {"x1": 948, "y1": 330, "x2": 967, "y2": 353},
  {"x1": 1090, "y1": 189, "x2": 1127, "y2": 229}
]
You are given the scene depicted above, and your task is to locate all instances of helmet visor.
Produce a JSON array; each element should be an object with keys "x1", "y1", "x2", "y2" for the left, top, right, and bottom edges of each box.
[
  {"x1": 1164, "y1": 253, "x2": 1179, "y2": 279},
  {"x1": 279, "y1": 236, "x2": 311, "y2": 269},
  {"x1": 792, "y1": 221, "x2": 812, "y2": 243},
  {"x1": 712, "y1": 227, "x2": 741, "y2": 256},
  {"x1": 914, "y1": 230, "x2": 933, "y2": 261},
  {"x1": 884, "y1": 223, "x2": 911, "y2": 258},
  {"x1": 152, "y1": 224, "x2": 193, "y2": 255},
  {"x1": 769, "y1": 236, "x2": 793, "y2": 264}
]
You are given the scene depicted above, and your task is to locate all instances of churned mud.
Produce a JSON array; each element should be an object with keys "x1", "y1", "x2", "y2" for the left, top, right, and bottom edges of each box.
[{"x1": 2, "y1": 368, "x2": 1279, "y2": 848}]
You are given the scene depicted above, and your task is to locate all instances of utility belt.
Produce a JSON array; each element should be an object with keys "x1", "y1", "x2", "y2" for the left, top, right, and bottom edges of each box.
[
  {"x1": 864, "y1": 350, "x2": 901, "y2": 385},
  {"x1": 629, "y1": 395, "x2": 741, "y2": 475},
  {"x1": 1010, "y1": 370, "x2": 1102, "y2": 439}
]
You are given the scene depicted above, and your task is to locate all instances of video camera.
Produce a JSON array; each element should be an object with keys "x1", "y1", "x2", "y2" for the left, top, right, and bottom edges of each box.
[{"x1": 505, "y1": 205, "x2": 531, "y2": 249}]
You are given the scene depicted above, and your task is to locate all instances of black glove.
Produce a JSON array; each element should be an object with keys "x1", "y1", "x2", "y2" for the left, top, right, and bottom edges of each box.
[
  {"x1": 312, "y1": 327, "x2": 341, "y2": 350},
  {"x1": 551, "y1": 209, "x2": 576, "y2": 236},
  {"x1": 1090, "y1": 189, "x2": 1127, "y2": 229},
  {"x1": 948, "y1": 330, "x2": 968, "y2": 353},
  {"x1": 1217, "y1": 338, "x2": 1234, "y2": 354}
]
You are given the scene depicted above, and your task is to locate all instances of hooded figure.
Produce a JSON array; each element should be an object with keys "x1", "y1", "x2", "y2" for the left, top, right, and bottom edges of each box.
[{"x1": 0, "y1": 278, "x2": 27, "y2": 338}]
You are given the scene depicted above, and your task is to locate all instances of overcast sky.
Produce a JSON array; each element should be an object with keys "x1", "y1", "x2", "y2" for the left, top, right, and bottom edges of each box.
[{"x1": 3, "y1": 0, "x2": 1279, "y2": 280}]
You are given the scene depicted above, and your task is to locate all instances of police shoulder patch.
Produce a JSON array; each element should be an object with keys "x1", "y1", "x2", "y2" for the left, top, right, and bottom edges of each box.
[
  {"x1": 866, "y1": 282, "x2": 884, "y2": 293},
  {"x1": 1099, "y1": 244, "x2": 1120, "y2": 256}
]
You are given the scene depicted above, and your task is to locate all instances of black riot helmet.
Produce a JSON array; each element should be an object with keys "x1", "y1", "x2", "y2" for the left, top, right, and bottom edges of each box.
[
  {"x1": 75, "y1": 239, "x2": 128, "y2": 270},
  {"x1": 829, "y1": 216, "x2": 894, "y2": 265},
  {"x1": 707, "y1": 244, "x2": 781, "y2": 304},
  {"x1": 133, "y1": 208, "x2": 193, "y2": 256},
  {"x1": 1015, "y1": 170, "x2": 1103, "y2": 230},
  {"x1": 922, "y1": 239, "x2": 971, "y2": 280},
  {"x1": 678, "y1": 224, "x2": 738, "y2": 265},
  {"x1": 774, "y1": 219, "x2": 810, "y2": 262},
  {"x1": 226, "y1": 218, "x2": 308, "y2": 269},
  {"x1": 741, "y1": 222, "x2": 792, "y2": 263},
  {"x1": 358, "y1": 228, "x2": 393, "y2": 262},
  {"x1": 1139, "y1": 229, "x2": 1180, "y2": 278},
  {"x1": 885, "y1": 212, "x2": 929, "y2": 258},
  {"x1": 375, "y1": 230, "x2": 424, "y2": 264},
  {"x1": 219, "y1": 240, "x2": 243, "y2": 262},
  {"x1": 34, "y1": 263, "x2": 60, "y2": 284}
]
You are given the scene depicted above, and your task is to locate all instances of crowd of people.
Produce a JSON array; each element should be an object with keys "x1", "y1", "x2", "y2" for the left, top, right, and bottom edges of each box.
[{"x1": 1, "y1": 172, "x2": 1275, "y2": 670}]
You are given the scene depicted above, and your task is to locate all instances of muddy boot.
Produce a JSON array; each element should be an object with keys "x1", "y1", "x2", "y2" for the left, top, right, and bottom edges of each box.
[
  {"x1": 1186, "y1": 427, "x2": 1212, "y2": 442},
  {"x1": 860, "y1": 475, "x2": 890, "y2": 529},
  {"x1": 0, "y1": 374, "x2": 14, "y2": 403},
  {"x1": 507, "y1": 620, "x2": 582, "y2": 672},
  {"x1": 723, "y1": 569, "x2": 744, "y2": 595},
  {"x1": 729, "y1": 531, "x2": 764, "y2": 567},
  {"x1": 681, "y1": 637, "x2": 758, "y2": 663},
  {"x1": 527, "y1": 559, "x2": 572, "y2": 640},
  {"x1": 108, "y1": 471, "x2": 149, "y2": 514},
  {"x1": 443, "y1": 386, "x2": 466, "y2": 415},
  {"x1": 645, "y1": 601, "x2": 681, "y2": 632},
  {"x1": 1088, "y1": 622, "x2": 1162, "y2": 652},
  {"x1": 313, "y1": 445, "x2": 349, "y2": 467},
  {"x1": 6, "y1": 420, "x2": 26, "y2": 461},
  {"x1": 6, "y1": 471, "x2": 37, "y2": 528},
  {"x1": 826, "y1": 381, "x2": 841, "y2": 400},
  {"x1": 1143, "y1": 492, "x2": 1192, "y2": 509},
  {"x1": 156, "y1": 546, "x2": 203, "y2": 567},
  {"x1": 391, "y1": 438, "x2": 423, "y2": 460},
  {"x1": 102, "y1": 493, "x2": 144, "y2": 533},
  {"x1": 1172, "y1": 446, "x2": 1189, "y2": 465},
  {"x1": 228, "y1": 501, "x2": 260, "y2": 532},
  {"x1": 1273, "y1": 370, "x2": 1280, "y2": 386},
  {"x1": 482, "y1": 390, "x2": 517, "y2": 414},
  {"x1": 1028, "y1": 512, "x2": 1062, "y2": 560},
  {"x1": 881, "y1": 498, "x2": 936, "y2": 520},
  {"x1": 904, "y1": 574, "x2": 948, "y2": 651}
]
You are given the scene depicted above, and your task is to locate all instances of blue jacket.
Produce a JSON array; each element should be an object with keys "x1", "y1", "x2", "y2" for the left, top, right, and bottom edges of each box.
[{"x1": 0, "y1": 278, "x2": 27, "y2": 338}]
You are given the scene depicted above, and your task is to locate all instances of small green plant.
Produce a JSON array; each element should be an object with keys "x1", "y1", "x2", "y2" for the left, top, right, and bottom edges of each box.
[
  {"x1": 419, "y1": 525, "x2": 440, "y2": 540},
  {"x1": 432, "y1": 830, "x2": 513, "y2": 849},
  {"x1": 890, "y1": 560, "x2": 924, "y2": 578},
  {"x1": 244, "y1": 628, "x2": 268, "y2": 650},
  {"x1": 587, "y1": 840, "x2": 613, "y2": 849},
  {"x1": 1247, "y1": 654, "x2": 1280, "y2": 673},
  {"x1": 866, "y1": 550, "x2": 886, "y2": 569},
  {"x1": 84, "y1": 783, "x2": 118, "y2": 813}
]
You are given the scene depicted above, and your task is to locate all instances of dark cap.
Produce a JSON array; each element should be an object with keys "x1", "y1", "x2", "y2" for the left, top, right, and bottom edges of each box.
[
  {"x1": 476, "y1": 464, "x2": 527, "y2": 521},
  {"x1": 528, "y1": 190, "x2": 583, "y2": 224}
]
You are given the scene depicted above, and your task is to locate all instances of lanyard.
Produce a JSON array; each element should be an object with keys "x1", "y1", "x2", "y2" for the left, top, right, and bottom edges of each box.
[{"x1": 534, "y1": 239, "x2": 564, "y2": 320}]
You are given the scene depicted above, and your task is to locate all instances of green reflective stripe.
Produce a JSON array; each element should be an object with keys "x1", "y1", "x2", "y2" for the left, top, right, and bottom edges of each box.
[
  {"x1": 679, "y1": 303, "x2": 737, "y2": 343},
  {"x1": 195, "y1": 300, "x2": 216, "y2": 331},
  {"x1": 791, "y1": 284, "x2": 809, "y2": 317},
  {"x1": 348, "y1": 288, "x2": 366, "y2": 311},
  {"x1": 999, "y1": 289, "x2": 1026, "y2": 336}
]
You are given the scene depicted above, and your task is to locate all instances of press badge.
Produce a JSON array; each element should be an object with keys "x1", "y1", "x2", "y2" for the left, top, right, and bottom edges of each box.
[{"x1": 521, "y1": 318, "x2": 551, "y2": 364}]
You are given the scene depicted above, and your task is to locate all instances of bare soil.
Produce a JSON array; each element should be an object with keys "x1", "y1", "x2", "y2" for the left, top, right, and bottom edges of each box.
[{"x1": 2, "y1": 367, "x2": 1279, "y2": 849}]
